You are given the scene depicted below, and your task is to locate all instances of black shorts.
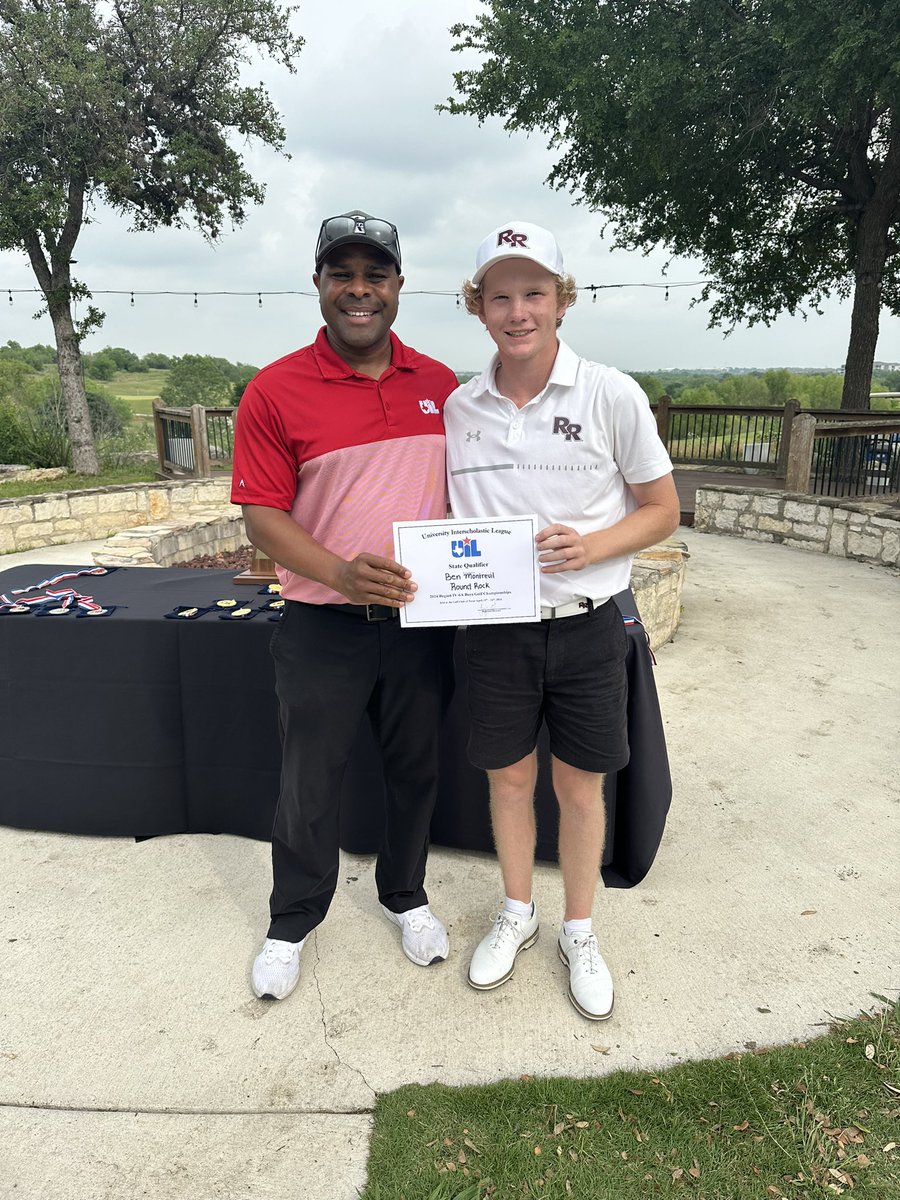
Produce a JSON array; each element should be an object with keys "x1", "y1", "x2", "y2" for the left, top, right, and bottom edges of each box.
[{"x1": 464, "y1": 598, "x2": 629, "y2": 774}]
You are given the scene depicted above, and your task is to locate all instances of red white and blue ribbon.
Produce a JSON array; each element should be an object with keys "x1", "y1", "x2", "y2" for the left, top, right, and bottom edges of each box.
[
  {"x1": 622, "y1": 614, "x2": 656, "y2": 665},
  {"x1": 0, "y1": 567, "x2": 120, "y2": 617},
  {"x1": 0, "y1": 566, "x2": 116, "y2": 607}
]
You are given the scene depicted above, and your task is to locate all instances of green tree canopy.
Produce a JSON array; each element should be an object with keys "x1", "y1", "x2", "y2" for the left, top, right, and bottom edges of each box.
[
  {"x1": 445, "y1": 0, "x2": 900, "y2": 410},
  {"x1": 0, "y1": 0, "x2": 302, "y2": 471},
  {"x1": 159, "y1": 355, "x2": 234, "y2": 408}
]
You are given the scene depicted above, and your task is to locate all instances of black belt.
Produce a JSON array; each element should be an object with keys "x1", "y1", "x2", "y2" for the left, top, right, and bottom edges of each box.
[{"x1": 320, "y1": 602, "x2": 400, "y2": 622}]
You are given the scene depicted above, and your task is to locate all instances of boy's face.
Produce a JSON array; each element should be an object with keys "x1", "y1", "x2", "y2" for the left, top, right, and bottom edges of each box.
[{"x1": 477, "y1": 258, "x2": 567, "y2": 368}]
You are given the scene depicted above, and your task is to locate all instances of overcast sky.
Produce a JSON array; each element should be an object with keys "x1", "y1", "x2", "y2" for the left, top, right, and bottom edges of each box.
[{"x1": 1, "y1": 0, "x2": 897, "y2": 374}]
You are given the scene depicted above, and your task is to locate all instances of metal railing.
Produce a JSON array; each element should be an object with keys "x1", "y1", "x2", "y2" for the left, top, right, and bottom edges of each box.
[
  {"x1": 786, "y1": 414, "x2": 900, "y2": 498},
  {"x1": 152, "y1": 403, "x2": 235, "y2": 478},
  {"x1": 653, "y1": 398, "x2": 797, "y2": 473},
  {"x1": 652, "y1": 397, "x2": 898, "y2": 481}
]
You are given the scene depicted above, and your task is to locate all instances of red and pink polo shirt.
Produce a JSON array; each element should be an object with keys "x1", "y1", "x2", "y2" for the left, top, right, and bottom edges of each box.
[{"x1": 232, "y1": 328, "x2": 457, "y2": 603}]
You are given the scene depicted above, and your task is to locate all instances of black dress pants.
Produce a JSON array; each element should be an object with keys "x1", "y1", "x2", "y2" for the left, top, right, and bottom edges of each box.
[{"x1": 266, "y1": 601, "x2": 455, "y2": 943}]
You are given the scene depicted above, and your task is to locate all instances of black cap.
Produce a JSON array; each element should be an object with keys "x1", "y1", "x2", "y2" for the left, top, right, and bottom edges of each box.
[{"x1": 314, "y1": 210, "x2": 402, "y2": 271}]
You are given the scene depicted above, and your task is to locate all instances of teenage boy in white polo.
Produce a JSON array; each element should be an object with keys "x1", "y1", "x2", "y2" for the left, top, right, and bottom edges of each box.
[{"x1": 444, "y1": 221, "x2": 679, "y2": 1020}]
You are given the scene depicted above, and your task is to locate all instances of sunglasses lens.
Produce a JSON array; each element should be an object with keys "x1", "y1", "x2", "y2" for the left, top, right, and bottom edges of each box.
[
  {"x1": 316, "y1": 216, "x2": 400, "y2": 264},
  {"x1": 321, "y1": 216, "x2": 358, "y2": 241},
  {"x1": 361, "y1": 220, "x2": 397, "y2": 247}
]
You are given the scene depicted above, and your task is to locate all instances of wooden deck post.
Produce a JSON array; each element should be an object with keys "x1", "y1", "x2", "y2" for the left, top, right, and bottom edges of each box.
[
  {"x1": 776, "y1": 399, "x2": 800, "y2": 478},
  {"x1": 190, "y1": 405, "x2": 212, "y2": 479},
  {"x1": 656, "y1": 394, "x2": 670, "y2": 446},
  {"x1": 152, "y1": 399, "x2": 168, "y2": 478},
  {"x1": 784, "y1": 413, "x2": 816, "y2": 492}
]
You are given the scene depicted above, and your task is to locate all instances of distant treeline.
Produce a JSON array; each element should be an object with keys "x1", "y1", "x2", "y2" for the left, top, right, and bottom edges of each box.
[
  {"x1": 631, "y1": 368, "x2": 900, "y2": 410},
  {"x1": 0, "y1": 342, "x2": 259, "y2": 408},
  {"x1": 4, "y1": 343, "x2": 899, "y2": 411}
]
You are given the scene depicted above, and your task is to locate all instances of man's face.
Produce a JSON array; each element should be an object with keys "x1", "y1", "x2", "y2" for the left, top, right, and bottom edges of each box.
[
  {"x1": 314, "y1": 246, "x2": 403, "y2": 361},
  {"x1": 477, "y1": 259, "x2": 566, "y2": 367}
]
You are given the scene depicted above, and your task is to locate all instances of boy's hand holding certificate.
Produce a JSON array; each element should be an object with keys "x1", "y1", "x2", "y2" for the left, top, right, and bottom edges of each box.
[{"x1": 392, "y1": 516, "x2": 541, "y2": 628}]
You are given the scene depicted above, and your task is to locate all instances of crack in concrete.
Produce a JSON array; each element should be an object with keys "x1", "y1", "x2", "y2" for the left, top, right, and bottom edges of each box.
[
  {"x1": 309, "y1": 931, "x2": 377, "y2": 1103},
  {"x1": 0, "y1": 1101, "x2": 375, "y2": 1116}
]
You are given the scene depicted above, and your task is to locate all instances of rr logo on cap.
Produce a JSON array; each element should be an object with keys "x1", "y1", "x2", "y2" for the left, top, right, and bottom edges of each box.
[{"x1": 497, "y1": 229, "x2": 528, "y2": 248}]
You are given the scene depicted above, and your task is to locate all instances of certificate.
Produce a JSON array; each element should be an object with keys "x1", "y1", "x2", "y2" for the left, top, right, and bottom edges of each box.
[{"x1": 393, "y1": 515, "x2": 541, "y2": 628}]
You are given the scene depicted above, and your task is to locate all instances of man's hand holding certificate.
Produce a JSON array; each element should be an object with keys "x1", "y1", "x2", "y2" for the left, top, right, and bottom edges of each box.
[{"x1": 393, "y1": 516, "x2": 541, "y2": 627}]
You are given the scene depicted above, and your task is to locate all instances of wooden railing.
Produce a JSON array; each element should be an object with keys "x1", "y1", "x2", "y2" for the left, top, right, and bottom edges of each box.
[
  {"x1": 151, "y1": 397, "x2": 899, "y2": 501},
  {"x1": 152, "y1": 403, "x2": 235, "y2": 478},
  {"x1": 785, "y1": 414, "x2": 900, "y2": 498},
  {"x1": 652, "y1": 397, "x2": 898, "y2": 484}
]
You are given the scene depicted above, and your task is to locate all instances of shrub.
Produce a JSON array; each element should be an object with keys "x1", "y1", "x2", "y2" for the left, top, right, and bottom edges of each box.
[{"x1": 0, "y1": 400, "x2": 29, "y2": 464}]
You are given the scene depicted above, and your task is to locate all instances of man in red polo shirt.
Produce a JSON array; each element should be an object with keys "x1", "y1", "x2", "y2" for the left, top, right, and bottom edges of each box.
[{"x1": 232, "y1": 210, "x2": 458, "y2": 1001}]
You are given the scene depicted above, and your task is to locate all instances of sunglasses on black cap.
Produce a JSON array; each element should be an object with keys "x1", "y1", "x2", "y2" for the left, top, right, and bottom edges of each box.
[{"x1": 315, "y1": 212, "x2": 402, "y2": 270}]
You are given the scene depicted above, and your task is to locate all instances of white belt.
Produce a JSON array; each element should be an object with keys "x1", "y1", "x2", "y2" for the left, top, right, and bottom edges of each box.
[{"x1": 539, "y1": 597, "x2": 595, "y2": 620}]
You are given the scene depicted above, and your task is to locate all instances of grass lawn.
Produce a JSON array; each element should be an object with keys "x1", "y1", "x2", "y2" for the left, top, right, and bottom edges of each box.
[
  {"x1": 361, "y1": 998, "x2": 899, "y2": 1199},
  {"x1": 108, "y1": 368, "x2": 169, "y2": 416},
  {"x1": 0, "y1": 465, "x2": 158, "y2": 500}
]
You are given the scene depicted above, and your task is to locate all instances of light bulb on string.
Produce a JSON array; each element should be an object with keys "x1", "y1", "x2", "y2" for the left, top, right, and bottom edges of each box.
[
  {"x1": 130, "y1": 292, "x2": 135, "y2": 307},
  {"x1": 194, "y1": 293, "x2": 198, "y2": 307},
  {"x1": 258, "y1": 293, "x2": 263, "y2": 307},
  {"x1": 665, "y1": 286, "x2": 669, "y2": 302},
  {"x1": 8, "y1": 291, "x2": 12, "y2": 305}
]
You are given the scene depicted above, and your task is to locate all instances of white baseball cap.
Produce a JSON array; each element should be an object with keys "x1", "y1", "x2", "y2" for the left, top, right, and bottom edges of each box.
[{"x1": 472, "y1": 221, "x2": 564, "y2": 285}]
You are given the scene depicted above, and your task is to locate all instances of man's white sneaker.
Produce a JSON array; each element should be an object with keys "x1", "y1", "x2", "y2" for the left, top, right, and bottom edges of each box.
[
  {"x1": 251, "y1": 937, "x2": 305, "y2": 1000},
  {"x1": 557, "y1": 928, "x2": 614, "y2": 1020},
  {"x1": 381, "y1": 904, "x2": 449, "y2": 966},
  {"x1": 468, "y1": 906, "x2": 539, "y2": 990}
]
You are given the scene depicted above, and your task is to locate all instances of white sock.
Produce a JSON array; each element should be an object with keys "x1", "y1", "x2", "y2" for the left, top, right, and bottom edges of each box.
[
  {"x1": 503, "y1": 896, "x2": 533, "y2": 919},
  {"x1": 563, "y1": 917, "x2": 592, "y2": 939}
]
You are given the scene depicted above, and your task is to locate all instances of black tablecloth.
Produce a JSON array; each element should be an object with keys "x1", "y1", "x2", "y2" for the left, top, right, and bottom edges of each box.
[{"x1": 0, "y1": 564, "x2": 671, "y2": 885}]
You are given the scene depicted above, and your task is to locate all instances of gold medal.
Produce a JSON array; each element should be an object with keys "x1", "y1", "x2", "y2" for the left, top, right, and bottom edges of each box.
[{"x1": 216, "y1": 598, "x2": 238, "y2": 608}]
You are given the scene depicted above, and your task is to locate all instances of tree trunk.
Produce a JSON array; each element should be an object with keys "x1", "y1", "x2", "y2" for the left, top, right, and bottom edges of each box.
[
  {"x1": 24, "y1": 171, "x2": 99, "y2": 474},
  {"x1": 49, "y1": 297, "x2": 99, "y2": 475},
  {"x1": 841, "y1": 214, "x2": 886, "y2": 411},
  {"x1": 841, "y1": 123, "x2": 900, "y2": 411}
]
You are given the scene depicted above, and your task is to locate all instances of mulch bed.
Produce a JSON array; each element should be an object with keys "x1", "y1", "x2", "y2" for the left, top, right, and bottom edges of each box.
[{"x1": 172, "y1": 545, "x2": 256, "y2": 570}]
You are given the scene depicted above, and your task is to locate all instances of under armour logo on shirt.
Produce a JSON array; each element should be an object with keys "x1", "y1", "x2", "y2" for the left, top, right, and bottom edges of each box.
[{"x1": 466, "y1": 430, "x2": 481, "y2": 442}]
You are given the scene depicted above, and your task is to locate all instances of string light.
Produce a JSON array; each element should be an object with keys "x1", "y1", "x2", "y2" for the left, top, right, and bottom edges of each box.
[{"x1": 0, "y1": 280, "x2": 708, "y2": 304}]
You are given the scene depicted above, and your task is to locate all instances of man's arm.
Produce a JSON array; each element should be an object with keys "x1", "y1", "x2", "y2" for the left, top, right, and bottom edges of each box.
[
  {"x1": 536, "y1": 474, "x2": 680, "y2": 573},
  {"x1": 242, "y1": 504, "x2": 416, "y2": 606}
]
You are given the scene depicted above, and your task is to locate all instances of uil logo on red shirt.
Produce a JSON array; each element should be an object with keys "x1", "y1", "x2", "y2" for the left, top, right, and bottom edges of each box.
[{"x1": 419, "y1": 399, "x2": 440, "y2": 415}]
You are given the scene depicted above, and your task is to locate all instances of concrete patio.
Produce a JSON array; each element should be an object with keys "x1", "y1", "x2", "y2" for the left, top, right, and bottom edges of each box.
[{"x1": 1, "y1": 528, "x2": 898, "y2": 1199}]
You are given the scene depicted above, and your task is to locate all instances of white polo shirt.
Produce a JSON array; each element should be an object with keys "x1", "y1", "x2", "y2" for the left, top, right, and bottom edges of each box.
[{"x1": 445, "y1": 340, "x2": 673, "y2": 608}]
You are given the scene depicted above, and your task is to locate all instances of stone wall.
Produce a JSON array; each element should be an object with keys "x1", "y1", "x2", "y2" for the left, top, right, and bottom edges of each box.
[
  {"x1": 2, "y1": 478, "x2": 690, "y2": 650},
  {"x1": 632, "y1": 540, "x2": 689, "y2": 650},
  {"x1": 96, "y1": 512, "x2": 247, "y2": 568},
  {"x1": 695, "y1": 484, "x2": 899, "y2": 569},
  {"x1": 0, "y1": 478, "x2": 232, "y2": 554}
]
